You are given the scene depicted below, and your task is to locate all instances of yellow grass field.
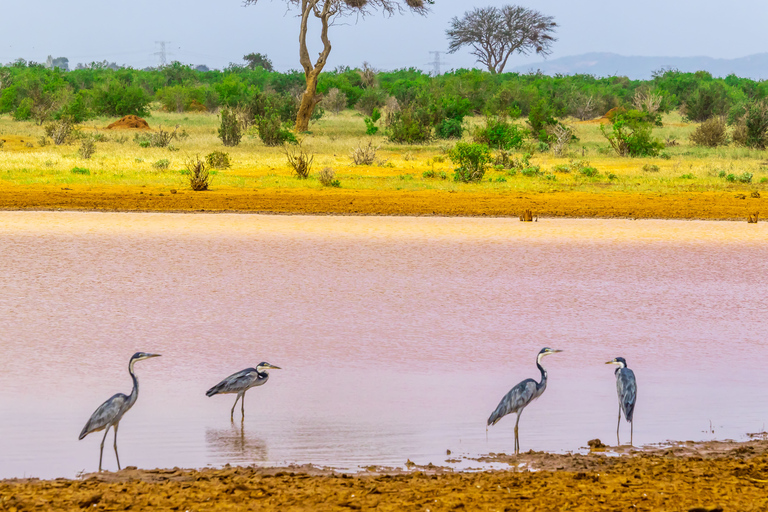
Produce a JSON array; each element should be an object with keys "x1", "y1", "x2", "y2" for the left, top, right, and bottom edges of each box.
[{"x1": 0, "y1": 110, "x2": 765, "y2": 219}]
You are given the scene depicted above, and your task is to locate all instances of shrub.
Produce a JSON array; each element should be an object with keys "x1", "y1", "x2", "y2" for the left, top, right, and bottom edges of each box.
[
  {"x1": 364, "y1": 108, "x2": 381, "y2": 136},
  {"x1": 520, "y1": 166, "x2": 542, "y2": 177},
  {"x1": 321, "y1": 88, "x2": 347, "y2": 114},
  {"x1": 78, "y1": 137, "x2": 96, "y2": 159},
  {"x1": 71, "y1": 166, "x2": 90, "y2": 175},
  {"x1": 550, "y1": 124, "x2": 575, "y2": 156},
  {"x1": 350, "y1": 140, "x2": 378, "y2": 165},
  {"x1": 473, "y1": 115, "x2": 525, "y2": 150},
  {"x1": 185, "y1": 156, "x2": 211, "y2": 191},
  {"x1": 13, "y1": 98, "x2": 33, "y2": 121},
  {"x1": 151, "y1": 126, "x2": 178, "y2": 148},
  {"x1": 153, "y1": 159, "x2": 171, "y2": 170},
  {"x1": 435, "y1": 118, "x2": 463, "y2": 139},
  {"x1": 318, "y1": 167, "x2": 340, "y2": 187},
  {"x1": 642, "y1": 164, "x2": 660, "y2": 173},
  {"x1": 385, "y1": 107, "x2": 432, "y2": 144},
  {"x1": 355, "y1": 88, "x2": 387, "y2": 116},
  {"x1": 600, "y1": 109, "x2": 664, "y2": 157},
  {"x1": 255, "y1": 114, "x2": 297, "y2": 146},
  {"x1": 218, "y1": 107, "x2": 243, "y2": 147},
  {"x1": 690, "y1": 117, "x2": 728, "y2": 147},
  {"x1": 731, "y1": 100, "x2": 768, "y2": 149},
  {"x1": 44, "y1": 117, "x2": 74, "y2": 145},
  {"x1": 449, "y1": 142, "x2": 491, "y2": 183},
  {"x1": 285, "y1": 142, "x2": 314, "y2": 179},
  {"x1": 528, "y1": 99, "x2": 559, "y2": 143},
  {"x1": 579, "y1": 166, "x2": 599, "y2": 177},
  {"x1": 205, "y1": 151, "x2": 231, "y2": 170}
]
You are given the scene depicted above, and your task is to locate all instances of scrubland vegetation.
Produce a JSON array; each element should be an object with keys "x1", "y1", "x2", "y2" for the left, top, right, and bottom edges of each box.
[{"x1": 0, "y1": 62, "x2": 766, "y2": 216}]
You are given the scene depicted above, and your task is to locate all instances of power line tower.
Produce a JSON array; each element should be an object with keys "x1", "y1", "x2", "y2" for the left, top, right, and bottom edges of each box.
[
  {"x1": 428, "y1": 51, "x2": 446, "y2": 76},
  {"x1": 154, "y1": 41, "x2": 172, "y2": 67}
]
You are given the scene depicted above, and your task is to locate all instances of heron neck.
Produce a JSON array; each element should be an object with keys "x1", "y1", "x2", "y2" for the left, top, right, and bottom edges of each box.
[
  {"x1": 128, "y1": 359, "x2": 140, "y2": 406},
  {"x1": 536, "y1": 355, "x2": 548, "y2": 388}
]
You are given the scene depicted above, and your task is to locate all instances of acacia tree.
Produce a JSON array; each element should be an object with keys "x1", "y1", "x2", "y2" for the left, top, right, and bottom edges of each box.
[
  {"x1": 446, "y1": 5, "x2": 557, "y2": 74},
  {"x1": 244, "y1": 0, "x2": 430, "y2": 132},
  {"x1": 243, "y1": 52, "x2": 274, "y2": 72}
]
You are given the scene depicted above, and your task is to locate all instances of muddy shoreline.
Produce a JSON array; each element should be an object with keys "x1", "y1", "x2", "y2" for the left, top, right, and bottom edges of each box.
[
  {"x1": 3, "y1": 439, "x2": 768, "y2": 510},
  {"x1": 0, "y1": 187, "x2": 763, "y2": 220}
]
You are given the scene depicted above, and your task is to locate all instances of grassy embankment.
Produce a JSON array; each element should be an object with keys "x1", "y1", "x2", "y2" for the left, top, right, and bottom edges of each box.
[{"x1": 0, "y1": 111, "x2": 765, "y2": 219}]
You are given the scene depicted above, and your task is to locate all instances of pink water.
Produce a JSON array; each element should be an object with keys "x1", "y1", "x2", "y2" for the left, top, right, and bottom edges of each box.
[{"x1": 1, "y1": 212, "x2": 767, "y2": 478}]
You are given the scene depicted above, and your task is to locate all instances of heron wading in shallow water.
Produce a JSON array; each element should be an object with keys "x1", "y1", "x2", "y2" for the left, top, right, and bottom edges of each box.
[
  {"x1": 79, "y1": 352, "x2": 161, "y2": 472},
  {"x1": 487, "y1": 347, "x2": 563, "y2": 454},
  {"x1": 606, "y1": 357, "x2": 637, "y2": 446},
  {"x1": 206, "y1": 362, "x2": 281, "y2": 421}
]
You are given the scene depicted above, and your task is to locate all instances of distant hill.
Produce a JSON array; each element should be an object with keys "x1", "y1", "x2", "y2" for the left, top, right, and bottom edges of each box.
[{"x1": 509, "y1": 52, "x2": 768, "y2": 80}]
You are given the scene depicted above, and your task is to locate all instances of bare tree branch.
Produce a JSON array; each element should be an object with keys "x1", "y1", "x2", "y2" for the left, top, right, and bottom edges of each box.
[{"x1": 447, "y1": 5, "x2": 557, "y2": 74}]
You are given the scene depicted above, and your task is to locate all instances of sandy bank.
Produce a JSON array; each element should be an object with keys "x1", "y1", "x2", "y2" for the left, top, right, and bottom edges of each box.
[
  {"x1": 0, "y1": 186, "x2": 764, "y2": 220},
  {"x1": 3, "y1": 439, "x2": 767, "y2": 510}
]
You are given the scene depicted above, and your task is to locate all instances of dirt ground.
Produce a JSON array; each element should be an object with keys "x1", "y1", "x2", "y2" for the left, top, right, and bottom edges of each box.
[
  {"x1": 2, "y1": 439, "x2": 768, "y2": 511},
  {"x1": 0, "y1": 185, "x2": 763, "y2": 221}
]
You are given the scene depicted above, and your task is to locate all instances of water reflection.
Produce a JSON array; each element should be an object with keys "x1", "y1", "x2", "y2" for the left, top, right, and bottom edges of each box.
[{"x1": 206, "y1": 422, "x2": 268, "y2": 464}]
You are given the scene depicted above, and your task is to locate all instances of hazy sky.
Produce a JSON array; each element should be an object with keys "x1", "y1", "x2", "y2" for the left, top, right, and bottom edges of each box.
[{"x1": 2, "y1": 0, "x2": 766, "y2": 72}]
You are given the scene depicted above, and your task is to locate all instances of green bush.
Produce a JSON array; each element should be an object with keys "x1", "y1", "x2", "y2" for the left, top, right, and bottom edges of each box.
[
  {"x1": 355, "y1": 88, "x2": 387, "y2": 116},
  {"x1": 473, "y1": 115, "x2": 525, "y2": 150},
  {"x1": 255, "y1": 114, "x2": 297, "y2": 146},
  {"x1": 364, "y1": 108, "x2": 381, "y2": 136},
  {"x1": 600, "y1": 109, "x2": 664, "y2": 157},
  {"x1": 731, "y1": 100, "x2": 768, "y2": 149},
  {"x1": 218, "y1": 107, "x2": 242, "y2": 147},
  {"x1": 152, "y1": 159, "x2": 171, "y2": 170},
  {"x1": 71, "y1": 166, "x2": 90, "y2": 175},
  {"x1": 450, "y1": 142, "x2": 491, "y2": 183},
  {"x1": 528, "y1": 99, "x2": 559, "y2": 143},
  {"x1": 205, "y1": 151, "x2": 231, "y2": 169},
  {"x1": 385, "y1": 107, "x2": 432, "y2": 144},
  {"x1": 435, "y1": 118, "x2": 463, "y2": 139},
  {"x1": 13, "y1": 98, "x2": 32, "y2": 121}
]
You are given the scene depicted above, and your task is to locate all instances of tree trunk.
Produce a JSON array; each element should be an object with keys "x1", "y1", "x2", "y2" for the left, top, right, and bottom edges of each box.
[
  {"x1": 296, "y1": 72, "x2": 321, "y2": 132},
  {"x1": 294, "y1": 0, "x2": 333, "y2": 132}
]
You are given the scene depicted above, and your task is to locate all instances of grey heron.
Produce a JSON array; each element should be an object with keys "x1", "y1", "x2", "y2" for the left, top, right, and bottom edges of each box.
[
  {"x1": 487, "y1": 347, "x2": 563, "y2": 454},
  {"x1": 206, "y1": 362, "x2": 281, "y2": 421},
  {"x1": 606, "y1": 357, "x2": 636, "y2": 446},
  {"x1": 79, "y1": 352, "x2": 161, "y2": 472}
]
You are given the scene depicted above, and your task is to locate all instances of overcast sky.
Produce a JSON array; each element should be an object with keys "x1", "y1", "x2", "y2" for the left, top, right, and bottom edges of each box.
[{"x1": 2, "y1": 0, "x2": 766, "y2": 72}]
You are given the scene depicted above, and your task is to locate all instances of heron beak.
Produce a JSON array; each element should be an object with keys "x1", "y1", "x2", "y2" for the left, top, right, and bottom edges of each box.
[
  {"x1": 268, "y1": 365, "x2": 282, "y2": 370},
  {"x1": 146, "y1": 354, "x2": 161, "y2": 359},
  {"x1": 605, "y1": 360, "x2": 615, "y2": 365},
  {"x1": 550, "y1": 349, "x2": 563, "y2": 353}
]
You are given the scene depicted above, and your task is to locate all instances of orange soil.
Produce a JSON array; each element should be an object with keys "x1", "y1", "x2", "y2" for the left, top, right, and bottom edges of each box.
[
  {"x1": 0, "y1": 185, "x2": 762, "y2": 221},
  {"x1": 105, "y1": 115, "x2": 151, "y2": 130},
  {"x1": 3, "y1": 439, "x2": 768, "y2": 511}
]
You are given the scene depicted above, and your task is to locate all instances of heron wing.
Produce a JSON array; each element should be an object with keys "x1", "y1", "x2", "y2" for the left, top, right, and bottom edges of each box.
[
  {"x1": 79, "y1": 393, "x2": 127, "y2": 440},
  {"x1": 616, "y1": 368, "x2": 637, "y2": 422},
  {"x1": 206, "y1": 369, "x2": 259, "y2": 396},
  {"x1": 487, "y1": 379, "x2": 538, "y2": 426}
]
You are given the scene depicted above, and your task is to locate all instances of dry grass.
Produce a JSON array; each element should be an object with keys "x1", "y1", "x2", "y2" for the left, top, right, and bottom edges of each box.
[{"x1": 0, "y1": 110, "x2": 765, "y2": 197}]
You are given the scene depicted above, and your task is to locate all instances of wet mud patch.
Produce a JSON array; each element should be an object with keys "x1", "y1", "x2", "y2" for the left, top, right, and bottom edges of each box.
[{"x1": 3, "y1": 440, "x2": 768, "y2": 510}]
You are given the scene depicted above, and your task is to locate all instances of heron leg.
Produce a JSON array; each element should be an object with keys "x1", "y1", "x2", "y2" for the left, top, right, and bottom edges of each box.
[
  {"x1": 241, "y1": 390, "x2": 246, "y2": 420},
  {"x1": 617, "y1": 406, "x2": 622, "y2": 446},
  {"x1": 113, "y1": 422, "x2": 121, "y2": 470},
  {"x1": 514, "y1": 411, "x2": 522, "y2": 455},
  {"x1": 630, "y1": 420, "x2": 633, "y2": 447},
  {"x1": 99, "y1": 426, "x2": 110, "y2": 472},
  {"x1": 231, "y1": 393, "x2": 242, "y2": 422}
]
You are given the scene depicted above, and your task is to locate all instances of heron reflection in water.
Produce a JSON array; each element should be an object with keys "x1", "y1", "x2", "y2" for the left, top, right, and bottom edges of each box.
[
  {"x1": 487, "y1": 347, "x2": 563, "y2": 454},
  {"x1": 206, "y1": 362, "x2": 281, "y2": 421},
  {"x1": 606, "y1": 357, "x2": 637, "y2": 446},
  {"x1": 79, "y1": 352, "x2": 161, "y2": 471},
  {"x1": 206, "y1": 422, "x2": 268, "y2": 463}
]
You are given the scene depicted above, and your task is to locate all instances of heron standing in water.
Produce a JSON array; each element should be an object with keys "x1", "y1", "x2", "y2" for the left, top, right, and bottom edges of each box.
[
  {"x1": 206, "y1": 362, "x2": 281, "y2": 421},
  {"x1": 606, "y1": 357, "x2": 636, "y2": 446},
  {"x1": 487, "y1": 347, "x2": 563, "y2": 454},
  {"x1": 79, "y1": 352, "x2": 161, "y2": 471}
]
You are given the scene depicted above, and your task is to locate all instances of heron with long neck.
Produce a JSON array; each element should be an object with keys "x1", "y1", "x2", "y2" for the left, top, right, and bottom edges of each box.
[
  {"x1": 79, "y1": 352, "x2": 161, "y2": 471},
  {"x1": 487, "y1": 347, "x2": 563, "y2": 454},
  {"x1": 606, "y1": 357, "x2": 637, "y2": 446},
  {"x1": 206, "y1": 362, "x2": 282, "y2": 421}
]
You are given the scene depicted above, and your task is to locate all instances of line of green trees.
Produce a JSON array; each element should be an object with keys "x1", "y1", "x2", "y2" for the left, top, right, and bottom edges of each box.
[{"x1": 1, "y1": 60, "x2": 767, "y2": 136}]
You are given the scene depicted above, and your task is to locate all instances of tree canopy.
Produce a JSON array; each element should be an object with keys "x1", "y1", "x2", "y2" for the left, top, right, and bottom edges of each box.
[
  {"x1": 244, "y1": 0, "x2": 431, "y2": 131},
  {"x1": 447, "y1": 5, "x2": 557, "y2": 74}
]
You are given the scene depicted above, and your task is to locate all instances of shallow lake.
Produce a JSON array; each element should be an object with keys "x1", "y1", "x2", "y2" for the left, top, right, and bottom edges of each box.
[{"x1": 1, "y1": 212, "x2": 767, "y2": 478}]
